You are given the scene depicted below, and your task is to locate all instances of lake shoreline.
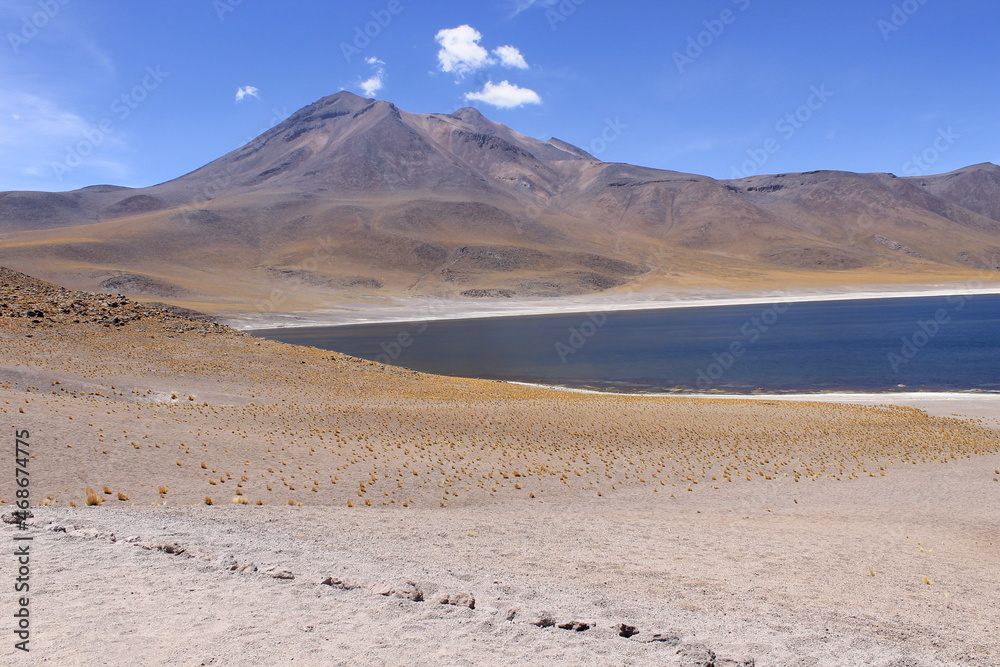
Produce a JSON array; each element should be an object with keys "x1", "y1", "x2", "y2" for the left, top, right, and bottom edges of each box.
[
  {"x1": 233, "y1": 284, "x2": 1000, "y2": 331},
  {"x1": 508, "y1": 382, "x2": 1000, "y2": 422}
]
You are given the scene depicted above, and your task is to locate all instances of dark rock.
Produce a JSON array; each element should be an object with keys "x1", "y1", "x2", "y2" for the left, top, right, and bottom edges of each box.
[
  {"x1": 320, "y1": 576, "x2": 363, "y2": 590},
  {"x1": 556, "y1": 621, "x2": 591, "y2": 632}
]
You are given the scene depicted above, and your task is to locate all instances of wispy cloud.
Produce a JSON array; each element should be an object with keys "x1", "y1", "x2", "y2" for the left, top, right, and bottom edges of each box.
[
  {"x1": 0, "y1": 90, "x2": 129, "y2": 190},
  {"x1": 507, "y1": 0, "x2": 558, "y2": 17},
  {"x1": 359, "y1": 57, "x2": 386, "y2": 97},
  {"x1": 0, "y1": 91, "x2": 91, "y2": 147},
  {"x1": 235, "y1": 85, "x2": 260, "y2": 102},
  {"x1": 464, "y1": 80, "x2": 541, "y2": 109}
]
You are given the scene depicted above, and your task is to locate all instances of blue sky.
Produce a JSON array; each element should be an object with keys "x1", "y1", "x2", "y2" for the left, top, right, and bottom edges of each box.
[{"x1": 1, "y1": 0, "x2": 998, "y2": 192}]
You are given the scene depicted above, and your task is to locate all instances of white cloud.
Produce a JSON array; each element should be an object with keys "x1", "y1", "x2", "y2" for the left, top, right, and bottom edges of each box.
[
  {"x1": 493, "y1": 45, "x2": 528, "y2": 69},
  {"x1": 435, "y1": 25, "x2": 493, "y2": 76},
  {"x1": 464, "y1": 80, "x2": 541, "y2": 109},
  {"x1": 435, "y1": 26, "x2": 533, "y2": 87},
  {"x1": 360, "y1": 57, "x2": 386, "y2": 97},
  {"x1": 235, "y1": 85, "x2": 260, "y2": 102}
]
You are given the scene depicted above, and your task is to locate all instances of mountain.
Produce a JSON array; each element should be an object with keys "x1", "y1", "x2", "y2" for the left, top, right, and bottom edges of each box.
[{"x1": 1, "y1": 91, "x2": 999, "y2": 314}]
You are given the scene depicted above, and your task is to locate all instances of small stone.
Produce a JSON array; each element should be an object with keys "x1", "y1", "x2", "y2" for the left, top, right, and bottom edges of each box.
[
  {"x1": 2, "y1": 510, "x2": 32, "y2": 524},
  {"x1": 369, "y1": 579, "x2": 424, "y2": 602},
  {"x1": 557, "y1": 621, "x2": 591, "y2": 632},
  {"x1": 530, "y1": 614, "x2": 556, "y2": 628},
  {"x1": 215, "y1": 554, "x2": 239, "y2": 571},
  {"x1": 636, "y1": 632, "x2": 680, "y2": 645},
  {"x1": 433, "y1": 592, "x2": 476, "y2": 609},
  {"x1": 320, "y1": 576, "x2": 362, "y2": 590},
  {"x1": 160, "y1": 543, "x2": 186, "y2": 555},
  {"x1": 677, "y1": 644, "x2": 717, "y2": 667}
]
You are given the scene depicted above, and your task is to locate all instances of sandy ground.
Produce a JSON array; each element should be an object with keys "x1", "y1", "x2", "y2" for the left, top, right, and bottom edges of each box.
[
  {"x1": 7, "y1": 458, "x2": 1000, "y2": 666},
  {"x1": 2, "y1": 269, "x2": 999, "y2": 666}
]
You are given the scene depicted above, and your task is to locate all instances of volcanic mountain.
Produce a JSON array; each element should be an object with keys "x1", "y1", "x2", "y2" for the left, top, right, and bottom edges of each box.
[{"x1": 1, "y1": 90, "x2": 999, "y2": 314}]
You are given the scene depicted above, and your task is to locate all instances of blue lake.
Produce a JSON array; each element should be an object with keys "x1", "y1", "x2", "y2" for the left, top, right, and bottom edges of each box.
[{"x1": 251, "y1": 295, "x2": 1000, "y2": 393}]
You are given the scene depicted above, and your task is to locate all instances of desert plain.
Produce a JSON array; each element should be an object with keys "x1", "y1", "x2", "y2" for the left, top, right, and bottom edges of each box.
[{"x1": 1, "y1": 267, "x2": 998, "y2": 666}]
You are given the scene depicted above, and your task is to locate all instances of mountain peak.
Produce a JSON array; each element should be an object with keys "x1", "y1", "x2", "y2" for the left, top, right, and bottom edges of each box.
[
  {"x1": 322, "y1": 90, "x2": 372, "y2": 104},
  {"x1": 451, "y1": 107, "x2": 485, "y2": 122}
]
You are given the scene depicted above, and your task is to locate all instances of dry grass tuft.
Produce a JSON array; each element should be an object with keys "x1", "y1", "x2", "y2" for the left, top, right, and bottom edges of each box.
[{"x1": 85, "y1": 488, "x2": 103, "y2": 506}]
